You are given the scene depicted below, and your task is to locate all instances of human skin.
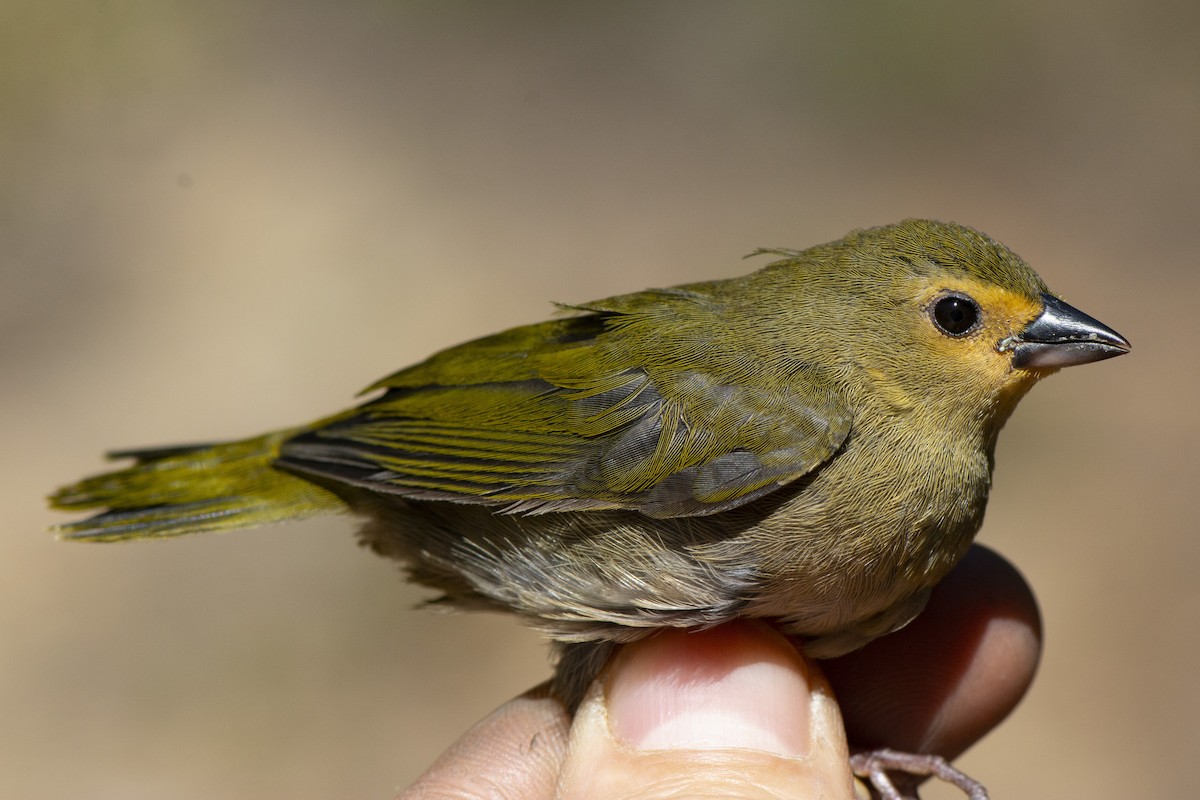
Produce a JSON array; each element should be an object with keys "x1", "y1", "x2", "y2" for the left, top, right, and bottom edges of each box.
[{"x1": 400, "y1": 545, "x2": 1041, "y2": 799}]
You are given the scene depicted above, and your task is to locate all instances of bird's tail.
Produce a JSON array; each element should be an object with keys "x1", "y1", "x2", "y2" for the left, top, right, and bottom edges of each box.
[{"x1": 49, "y1": 429, "x2": 346, "y2": 542}]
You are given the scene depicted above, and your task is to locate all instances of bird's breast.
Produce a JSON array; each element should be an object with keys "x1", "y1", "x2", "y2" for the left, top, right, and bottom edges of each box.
[{"x1": 713, "y1": 425, "x2": 992, "y2": 645}]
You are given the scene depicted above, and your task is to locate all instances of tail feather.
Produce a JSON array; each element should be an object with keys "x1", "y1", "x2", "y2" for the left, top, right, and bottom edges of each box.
[{"x1": 49, "y1": 430, "x2": 347, "y2": 541}]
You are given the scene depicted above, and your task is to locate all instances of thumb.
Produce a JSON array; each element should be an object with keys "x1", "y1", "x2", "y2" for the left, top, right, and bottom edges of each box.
[{"x1": 555, "y1": 622, "x2": 855, "y2": 800}]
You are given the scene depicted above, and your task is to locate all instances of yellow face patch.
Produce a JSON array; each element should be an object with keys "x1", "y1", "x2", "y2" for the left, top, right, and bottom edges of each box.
[{"x1": 913, "y1": 276, "x2": 1046, "y2": 391}]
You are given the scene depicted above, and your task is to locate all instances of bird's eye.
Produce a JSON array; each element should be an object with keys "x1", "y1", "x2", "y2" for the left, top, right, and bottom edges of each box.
[{"x1": 930, "y1": 293, "x2": 980, "y2": 337}]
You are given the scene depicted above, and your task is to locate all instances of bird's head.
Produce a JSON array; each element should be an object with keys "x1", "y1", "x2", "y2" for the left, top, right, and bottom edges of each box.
[{"x1": 751, "y1": 219, "x2": 1130, "y2": 441}]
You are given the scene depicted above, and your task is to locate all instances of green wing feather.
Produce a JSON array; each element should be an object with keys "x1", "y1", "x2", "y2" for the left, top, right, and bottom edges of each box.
[
  {"x1": 52, "y1": 283, "x2": 853, "y2": 539},
  {"x1": 279, "y1": 287, "x2": 852, "y2": 518}
]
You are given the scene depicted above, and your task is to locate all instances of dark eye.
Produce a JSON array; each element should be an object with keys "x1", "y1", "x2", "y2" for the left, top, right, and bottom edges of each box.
[{"x1": 931, "y1": 294, "x2": 980, "y2": 336}]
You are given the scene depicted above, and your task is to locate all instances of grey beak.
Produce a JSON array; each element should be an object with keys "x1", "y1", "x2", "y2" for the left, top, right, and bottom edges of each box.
[{"x1": 1005, "y1": 293, "x2": 1131, "y2": 369}]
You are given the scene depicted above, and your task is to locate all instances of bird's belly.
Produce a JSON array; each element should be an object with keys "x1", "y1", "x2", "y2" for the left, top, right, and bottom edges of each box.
[
  {"x1": 713, "y1": 451, "x2": 988, "y2": 653},
  {"x1": 361, "y1": 438, "x2": 987, "y2": 655}
]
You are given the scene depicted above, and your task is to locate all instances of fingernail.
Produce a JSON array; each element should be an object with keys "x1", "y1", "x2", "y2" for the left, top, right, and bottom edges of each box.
[{"x1": 606, "y1": 623, "x2": 812, "y2": 758}]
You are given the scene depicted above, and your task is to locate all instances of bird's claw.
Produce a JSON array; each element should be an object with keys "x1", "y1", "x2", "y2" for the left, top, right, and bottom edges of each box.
[{"x1": 849, "y1": 748, "x2": 988, "y2": 800}]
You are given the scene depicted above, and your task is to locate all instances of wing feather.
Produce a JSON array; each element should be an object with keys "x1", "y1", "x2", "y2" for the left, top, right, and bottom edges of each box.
[{"x1": 277, "y1": 291, "x2": 851, "y2": 517}]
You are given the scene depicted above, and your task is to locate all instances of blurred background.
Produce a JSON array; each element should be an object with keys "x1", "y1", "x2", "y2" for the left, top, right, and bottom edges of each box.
[{"x1": 3, "y1": 2, "x2": 1196, "y2": 798}]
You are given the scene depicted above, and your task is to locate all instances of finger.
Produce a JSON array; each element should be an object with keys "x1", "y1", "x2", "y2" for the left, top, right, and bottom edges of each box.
[
  {"x1": 557, "y1": 621, "x2": 855, "y2": 800},
  {"x1": 822, "y1": 544, "x2": 1042, "y2": 759},
  {"x1": 399, "y1": 684, "x2": 570, "y2": 800}
]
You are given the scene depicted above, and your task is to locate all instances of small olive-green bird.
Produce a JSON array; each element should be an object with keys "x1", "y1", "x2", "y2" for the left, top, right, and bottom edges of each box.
[{"x1": 50, "y1": 219, "x2": 1127, "y2": 789}]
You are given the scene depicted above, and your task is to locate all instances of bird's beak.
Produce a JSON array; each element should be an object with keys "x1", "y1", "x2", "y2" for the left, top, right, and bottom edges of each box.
[{"x1": 1004, "y1": 293, "x2": 1131, "y2": 369}]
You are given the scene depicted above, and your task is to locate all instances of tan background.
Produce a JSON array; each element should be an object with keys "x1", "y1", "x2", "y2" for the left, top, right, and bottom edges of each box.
[{"x1": 4, "y1": 2, "x2": 1196, "y2": 798}]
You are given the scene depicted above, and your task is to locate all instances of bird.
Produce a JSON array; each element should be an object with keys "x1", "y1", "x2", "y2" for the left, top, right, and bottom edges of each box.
[{"x1": 49, "y1": 219, "x2": 1130, "y2": 799}]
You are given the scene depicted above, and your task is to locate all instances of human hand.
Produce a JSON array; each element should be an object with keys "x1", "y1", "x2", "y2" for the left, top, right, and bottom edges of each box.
[{"x1": 400, "y1": 545, "x2": 1040, "y2": 799}]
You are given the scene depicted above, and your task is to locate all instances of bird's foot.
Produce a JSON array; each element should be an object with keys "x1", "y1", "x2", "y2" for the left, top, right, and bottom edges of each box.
[{"x1": 849, "y1": 748, "x2": 987, "y2": 800}]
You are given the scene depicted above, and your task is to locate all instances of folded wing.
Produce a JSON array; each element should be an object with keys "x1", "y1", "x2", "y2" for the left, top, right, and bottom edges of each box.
[{"x1": 278, "y1": 289, "x2": 852, "y2": 518}]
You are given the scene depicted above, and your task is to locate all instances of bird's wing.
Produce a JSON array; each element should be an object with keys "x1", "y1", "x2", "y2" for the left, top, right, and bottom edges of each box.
[{"x1": 277, "y1": 289, "x2": 852, "y2": 518}]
